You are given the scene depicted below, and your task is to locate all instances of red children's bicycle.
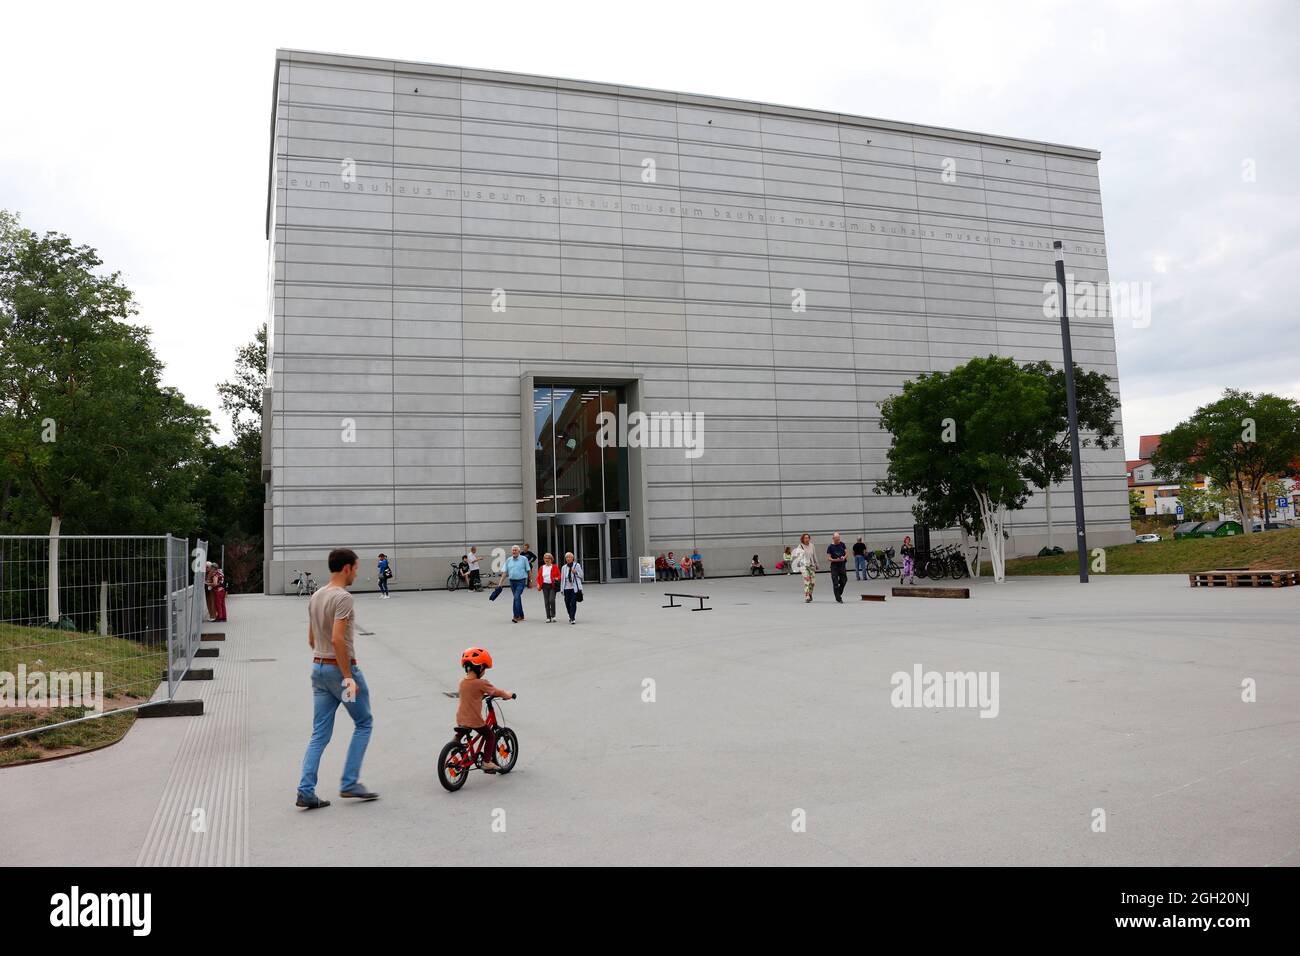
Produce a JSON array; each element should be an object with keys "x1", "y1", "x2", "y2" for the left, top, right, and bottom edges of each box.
[{"x1": 437, "y1": 693, "x2": 519, "y2": 791}]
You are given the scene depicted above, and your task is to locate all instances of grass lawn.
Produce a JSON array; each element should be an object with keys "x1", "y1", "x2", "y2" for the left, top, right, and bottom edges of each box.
[
  {"x1": 0, "y1": 621, "x2": 165, "y2": 767},
  {"x1": 1005, "y1": 527, "x2": 1300, "y2": 576}
]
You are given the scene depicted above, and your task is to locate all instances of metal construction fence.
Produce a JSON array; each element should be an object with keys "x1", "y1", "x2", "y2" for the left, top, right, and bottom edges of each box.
[{"x1": 0, "y1": 534, "x2": 208, "y2": 742}]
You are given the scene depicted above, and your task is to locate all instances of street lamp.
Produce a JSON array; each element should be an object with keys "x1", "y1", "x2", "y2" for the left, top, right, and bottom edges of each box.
[{"x1": 1053, "y1": 240, "x2": 1090, "y2": 583}]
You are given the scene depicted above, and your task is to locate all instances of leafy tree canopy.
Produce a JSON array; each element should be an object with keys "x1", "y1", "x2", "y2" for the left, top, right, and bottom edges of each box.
[{"x1": 0, "y1": 210, "x2": 211, "y2": 535}]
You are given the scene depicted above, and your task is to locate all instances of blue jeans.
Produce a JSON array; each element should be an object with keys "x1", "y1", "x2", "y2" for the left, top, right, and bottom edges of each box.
[
  {"x1": 510, "y1": 578, "x2": 528, "y2": 618},
  {"x1": 854, "y1": 555, "x2": 866, "y2": 580},
  {"x1": 563, "y1": 589, "x2": 579, "y2": 622},
  {"x1": 298, "y1": 663, "x2": 373, "y2": 797}
]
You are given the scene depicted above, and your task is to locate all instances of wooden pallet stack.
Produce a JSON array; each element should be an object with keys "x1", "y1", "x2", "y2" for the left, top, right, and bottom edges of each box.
[{"x1": 1187, "y1": 568, "x2": 1300, "y2": 588}]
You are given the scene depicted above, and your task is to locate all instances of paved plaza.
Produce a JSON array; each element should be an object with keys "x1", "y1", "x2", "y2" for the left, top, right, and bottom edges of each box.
[{"x1": 2, "y1": 573, "x2": 1297, "y2": 866}]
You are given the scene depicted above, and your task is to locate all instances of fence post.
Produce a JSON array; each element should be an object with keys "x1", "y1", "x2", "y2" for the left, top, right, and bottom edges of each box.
[
  {"x1": 166, "y1": 534, "x2": 176, "y2": 700},
  {"x1": 47, "y1": 516, "x2": 61, "y2": 623},
  {"x1": 99, "y1": 580, "x2": 108, "y2": 636}
]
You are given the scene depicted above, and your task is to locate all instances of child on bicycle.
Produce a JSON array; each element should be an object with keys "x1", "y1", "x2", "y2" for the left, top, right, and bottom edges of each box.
[{"x1": 457, "y1": 647, "x2": 515, "y2": 773}]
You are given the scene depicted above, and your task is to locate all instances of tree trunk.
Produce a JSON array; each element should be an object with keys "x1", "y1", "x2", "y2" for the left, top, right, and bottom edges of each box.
[
  {"x1": 1234, "y1": 470, "x2": 1252, "y2": 534},
  {"x1": 1045, "y1": 484, "x2": 1054, "y2": 550},
  {"x1": 960, "y1": 528, "x2": 982, "y2": 578},
  {"x1": 974, "y1": 489, "x2": 1008, "y2": 583},
  {"x1": 48, "y1": 513, "x2": 61, "y2": 623}
]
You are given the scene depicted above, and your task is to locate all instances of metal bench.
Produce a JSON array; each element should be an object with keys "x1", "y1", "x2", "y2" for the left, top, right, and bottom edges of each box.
[{"x1": 662, "y1": 592, "x2": 711, "y2": 611}]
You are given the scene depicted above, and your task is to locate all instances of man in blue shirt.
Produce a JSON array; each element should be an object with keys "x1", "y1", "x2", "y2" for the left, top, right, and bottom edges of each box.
[
  {"x1": 502, "y1": 545, "x2": 532, "y2": 623},
  {"x1": 826, "y1": 532, "x2": 848, "y2": 603}
]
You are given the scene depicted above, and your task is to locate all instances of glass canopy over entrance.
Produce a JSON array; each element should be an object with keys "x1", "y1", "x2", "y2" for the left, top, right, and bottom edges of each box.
[{"x1": 532, "y1": 384, "x2": 631, "y2": 582}]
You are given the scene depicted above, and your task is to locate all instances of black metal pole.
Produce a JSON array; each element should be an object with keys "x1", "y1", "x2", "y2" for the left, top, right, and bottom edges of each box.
[{"x1": 1053, "y1": 240, "x2": 1089, "y2": 583}]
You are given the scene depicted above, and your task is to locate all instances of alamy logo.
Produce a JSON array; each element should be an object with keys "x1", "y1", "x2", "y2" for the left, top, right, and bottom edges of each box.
[
  {"x1": 0, "y1": 666, "x2": 104, "y2": 711},
  {"x1": 890, "y1": 664, "x2": 1000, "y2": 718},
  {"x1": 49, "y1": 886, "x2": 151, "y2": 936},
  {"x1": 596, "y1": 403, "x2": 705, "y2": 459}
]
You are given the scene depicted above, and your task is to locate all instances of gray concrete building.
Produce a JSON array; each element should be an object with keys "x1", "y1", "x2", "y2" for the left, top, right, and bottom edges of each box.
[{"x1": 262, "y1": 48, "x2": 1131, "y2": 592}]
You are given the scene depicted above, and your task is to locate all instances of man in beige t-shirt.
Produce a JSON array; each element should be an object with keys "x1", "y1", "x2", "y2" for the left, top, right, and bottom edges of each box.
[{"x1": 296, "y1": 548, "x2": 378, "y2": 809}]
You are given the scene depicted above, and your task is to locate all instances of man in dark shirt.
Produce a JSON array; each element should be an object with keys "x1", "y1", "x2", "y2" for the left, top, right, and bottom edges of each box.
[
  {"x1": 852, "y1": 536, "x2": 868, "y2": 580},
  {"x1": 826, "y1": 532, "x2": 849, "y2": 603}
]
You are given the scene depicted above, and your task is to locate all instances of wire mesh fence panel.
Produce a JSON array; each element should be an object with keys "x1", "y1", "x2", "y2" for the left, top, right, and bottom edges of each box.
[{"x1": 0, "y1": 534, "x2": 206, "y2": 746}]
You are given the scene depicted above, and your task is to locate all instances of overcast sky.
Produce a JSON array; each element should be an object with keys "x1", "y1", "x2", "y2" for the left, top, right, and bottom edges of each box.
[{"x1": 2, "y1": 0, "x2": 1297, "y2": 457}]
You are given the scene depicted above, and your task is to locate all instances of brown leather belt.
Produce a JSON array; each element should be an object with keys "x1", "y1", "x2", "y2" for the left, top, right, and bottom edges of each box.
[{"x1": 313, "y1": 657, "x2": 357, "y2": 665}]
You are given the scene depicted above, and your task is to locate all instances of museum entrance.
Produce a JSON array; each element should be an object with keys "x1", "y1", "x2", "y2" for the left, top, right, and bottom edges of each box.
[
  {"x1": 536, "y1": 512, "x2": 630, "y2": 584},
  {"x1": 533, "y1": 383, "x2": 632, "y2": 583}
]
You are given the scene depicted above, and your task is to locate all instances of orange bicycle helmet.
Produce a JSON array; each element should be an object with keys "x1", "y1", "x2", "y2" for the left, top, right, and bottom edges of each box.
[{"x1": 461, "y1": 646, "x2": 493, "y2": 669}]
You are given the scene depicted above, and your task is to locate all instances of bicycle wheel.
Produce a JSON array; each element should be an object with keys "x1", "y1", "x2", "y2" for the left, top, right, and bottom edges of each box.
[
  {"x1": 951, "y1": 560, "x2": 968, "y2": 579},
  {"x1": 437, "y1": 739, "x2": 470, "y2": 792},
  {"x1": 865, "y1": 561, "x2": 880, "y2": 580},
  {"x1": 446, "y1": 572, "x2": 459, "y2": 591},
  {"x1": 493, "y1": 728, "x2": 519, "y2": 774},
  {"x1": 924, "y1": 559, "x2": 944, "y2": 579}
]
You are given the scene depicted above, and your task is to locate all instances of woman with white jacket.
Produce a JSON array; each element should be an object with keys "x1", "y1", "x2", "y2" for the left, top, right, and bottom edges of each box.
[
  {"x1": 560, "y1": 551, "x2": 584, "y2": 624},
  {"x1": 792, "y1": 533, "x2": 818, "y2": 603}
]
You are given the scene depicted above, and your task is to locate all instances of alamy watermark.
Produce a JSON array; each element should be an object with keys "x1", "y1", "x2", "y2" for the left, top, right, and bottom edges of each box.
[
  {"x1": 1, "y1": 665, "x2": 104, "y2": 712},
  {"x1": 1043, "y1": 275, "x2": 1152, "y2": 328},
  {"x1": 596, "y1": 403, "x2": 705, "y2": 459},
  {"x1": 890, "y1": 664, "x2": 1000, "y2": 718}
]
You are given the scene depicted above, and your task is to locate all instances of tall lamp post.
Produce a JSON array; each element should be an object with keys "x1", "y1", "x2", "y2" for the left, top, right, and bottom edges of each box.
[{"x1": 1053, "y1": 240, "x2": 1089, "y2": 583}]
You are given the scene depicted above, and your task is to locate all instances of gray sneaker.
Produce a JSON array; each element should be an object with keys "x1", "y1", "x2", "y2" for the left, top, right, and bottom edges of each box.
[{"x1": 339, "y1": 786, "x2": 380, "y2": 801}]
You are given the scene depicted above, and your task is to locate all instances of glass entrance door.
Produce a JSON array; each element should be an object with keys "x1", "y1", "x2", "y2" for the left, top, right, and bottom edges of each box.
[
  {"x1": 553, "y1": 523, "x2": 602, "y2": 584},
  {"x1": 577, "y1": 525, "x2": 602, "y2": 584},
  {"x1": 542, "y1": 512, "x2": 631, "y2": 584}
]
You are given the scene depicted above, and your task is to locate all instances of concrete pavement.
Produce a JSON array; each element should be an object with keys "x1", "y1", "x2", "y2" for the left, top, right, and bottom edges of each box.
[{"x1": 2, "y1": 572, "x2": 1297, "y2": 866}]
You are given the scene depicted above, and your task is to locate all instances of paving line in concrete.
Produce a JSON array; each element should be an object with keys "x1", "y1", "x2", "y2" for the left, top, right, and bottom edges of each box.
[{"x1": 135, "y1": 621, "x2": 249, "y2": 866}]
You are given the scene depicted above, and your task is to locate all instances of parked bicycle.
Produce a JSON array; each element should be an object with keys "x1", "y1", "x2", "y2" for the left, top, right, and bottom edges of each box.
[
  {"x1": 437, "y1": 694, "x2": 519, "y2": 791},
  {"x1": 865, "y1": 548, "x2": 902, "y2": 579},
  {"x1": 291, "y1": 569, "x2": 318, "y2": 596},
  {"x1": 921, "y1": 544, "x2": 969, "y2": 579}
]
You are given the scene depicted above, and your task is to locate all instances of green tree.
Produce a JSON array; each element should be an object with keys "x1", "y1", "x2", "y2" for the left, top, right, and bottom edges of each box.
[
  {"x1": 0, "y1": 211, "x2": 210, "y2": 615},
  {"x1": 876, "y1": 355, "x2": 1056, "y2": 581},
  {"x1": 1150, "y1": 389, "x2": 1300, "y2": 535},
  {"x1": 216, "y1": 322, "x2": 266, "y2": 435},
  {"x1": 1019, "y1": 361, "x2": 1121, "y2": 549},
  {"x1": 1176, "y1": 483, "x2": 1213, "y2": 521},
  {"x1": 1128, "y1": 488, "x2": 1144, "y2": 517},
  {"x1": 204, "y1": 323, "x2": 267, "y2": 591}
]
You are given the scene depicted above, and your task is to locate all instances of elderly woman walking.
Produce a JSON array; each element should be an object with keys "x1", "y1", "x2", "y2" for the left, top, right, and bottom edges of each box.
[
  {"x1": 560, "y1": 551, "x2": 584, "y2": 625},
  {"x1": 792, "y1": 533, "x2": 819, "y2": 603}
]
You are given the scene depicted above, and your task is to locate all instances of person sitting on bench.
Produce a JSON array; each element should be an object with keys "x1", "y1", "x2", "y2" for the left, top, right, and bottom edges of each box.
[{"x1": 751, "y1": 555, "x2": 765, "y2": 575}]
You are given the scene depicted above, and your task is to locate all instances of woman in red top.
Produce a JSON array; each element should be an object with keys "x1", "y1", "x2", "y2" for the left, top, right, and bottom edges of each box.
[
  {"x1": 212, "y1": 567, "x2": 228, "y2": 622},
  {"x1": 535, "y1": 552, "x2": 561, "y2": 623}
]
